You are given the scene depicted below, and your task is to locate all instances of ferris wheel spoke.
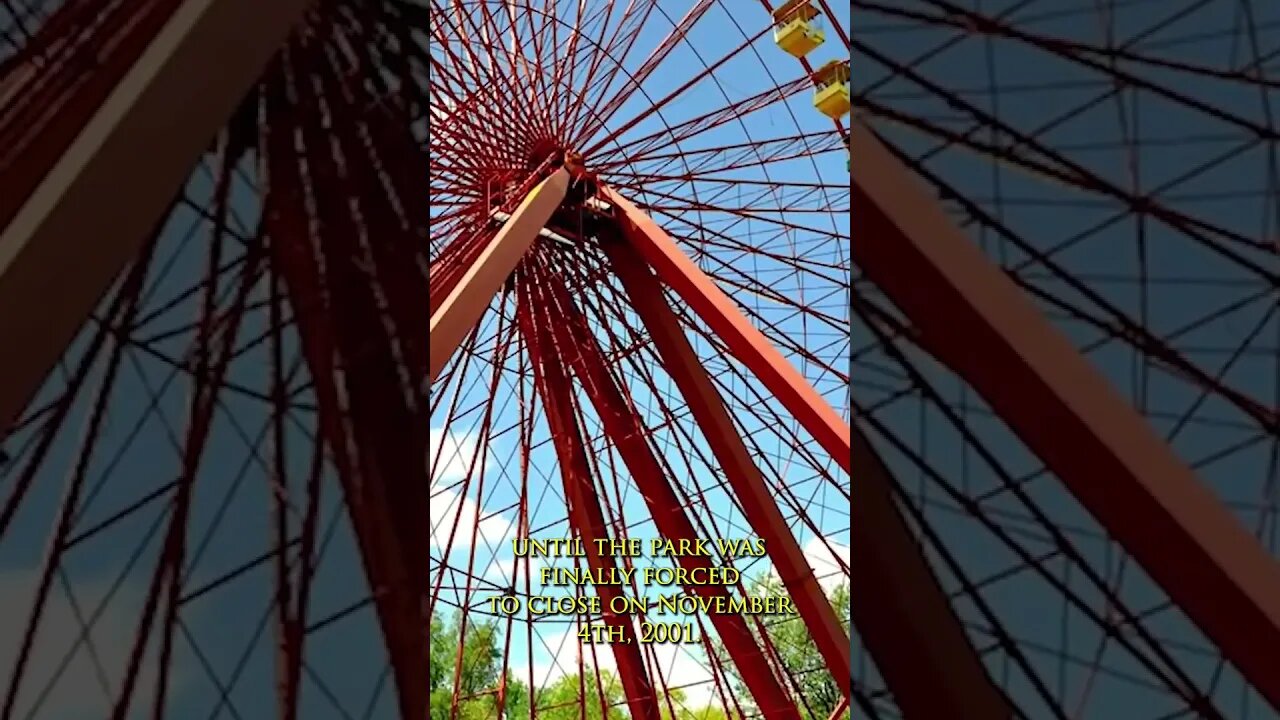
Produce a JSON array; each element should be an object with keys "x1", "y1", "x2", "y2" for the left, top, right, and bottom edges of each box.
[
  {"x1": 517, "y1": 269, "x2": 666, "y2": 720},
  {"x1": 535, "y1": 255, "x2": 813, "y2": 718},
  {"x1": 639, "y1": 193, "x2": 844, "y2": 243},
  {"x1": 867, "y1": 95, "x2": 1280, "y2": 265},
  {"x1": 430, "y1": 8, "x2": 545, "y2": 142},
  {"x1": 918, "y1": 0, "x2": 1280, "y2": 137},
  {"x1": 556, "y1": 0, "x2": 640, "y2": 143},
  {"x1": 601, "y1": 130, "x2": 845, "y2": 174},
  {"x1": 848, "y1": 421, "x2": 1017, "y2": 717},
  {"x1": 571, "y1": 0, "x2": 716, "y2": 150},
  {"x1": 596, "y1": 74, "x2": 814, "y2": 164},
  {"x1": 582, "y1": 25, "x2": 772, "y2": 157}
]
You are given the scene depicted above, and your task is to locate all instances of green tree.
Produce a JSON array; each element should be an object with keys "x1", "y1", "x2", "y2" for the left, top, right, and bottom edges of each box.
[
  {"x1": 709, "y1": 577, "x2": 850, "y2": 720},
  {"x1": 533, "y1": 668, "x2": 627, "y2": 720},
  {"x1": 430, "y1": 612, "x2": 528, "y2": 720}
]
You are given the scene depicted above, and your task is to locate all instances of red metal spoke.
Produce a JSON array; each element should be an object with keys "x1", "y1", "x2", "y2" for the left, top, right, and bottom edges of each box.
[
  {"x1": 517, "y1": 266, "x2": 664, "y2": 720},
  {"x1": 591, "y1": 75, "x2": 815, "y2": 165},
  {"x1": 571, "y1": 0, "x2": 716, "y2": 151},
  {"x1": 533, "y1": 254, "x2": 805, "y2": 718}
]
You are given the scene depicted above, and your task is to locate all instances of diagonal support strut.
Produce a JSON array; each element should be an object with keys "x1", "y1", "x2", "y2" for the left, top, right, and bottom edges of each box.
[
  {"x1": 601, "y1": 187, "x2": 850, "y2": 472},
  {"x1": 851, "y1": 117, "x2": 1280, "y2": 712},
  {"x1": 0, "y1": 0, "x2": 315, "y2": 436},
  {"x1": 430, "y1": 167, "x2": 569, "y2": 382},
  {"x1": 599, "y1": 206, "x2": 853, "y2": 697}
]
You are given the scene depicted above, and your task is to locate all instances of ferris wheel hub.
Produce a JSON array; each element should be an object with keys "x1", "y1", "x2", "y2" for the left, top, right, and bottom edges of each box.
[{"x1": 524, "y1": 137, "x2": 563, "y2": 171}]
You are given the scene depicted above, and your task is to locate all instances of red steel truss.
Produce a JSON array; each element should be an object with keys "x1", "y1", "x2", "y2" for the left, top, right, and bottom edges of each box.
[{"x1": 429, "y1": 171, "x2": 852, "y2": 718}]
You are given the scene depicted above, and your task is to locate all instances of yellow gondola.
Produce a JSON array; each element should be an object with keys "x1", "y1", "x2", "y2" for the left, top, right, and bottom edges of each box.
[
  {"x1": 813, "y1": 59, "x2": 850, "y2": 120},
  {"x1": 772, "y1": 0, "x2": 824, "y2": 58}
]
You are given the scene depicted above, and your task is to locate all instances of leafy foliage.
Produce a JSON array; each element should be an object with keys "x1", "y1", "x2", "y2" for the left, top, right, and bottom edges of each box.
[
  {"x1": 430, "y1": 577, "x2": 849, "y2": 720},
  {"x1": 709, "y1": 576, "x2": 850, "y2": 720}
]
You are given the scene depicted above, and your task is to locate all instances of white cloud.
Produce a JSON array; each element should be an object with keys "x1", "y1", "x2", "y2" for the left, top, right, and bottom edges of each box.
[
  {"x1": 802, "y1": 536, "x2": 849, "y2": 593},
  {"x1": 429, "y1": 428, "x2": 515, "y2": 554},
  {"x1": 430, "y1": 487, "x2": 514, "y2": 554},
  {"x1": 430, "y1": 428, "x2": 478, "y2": 487},
  {"x1": 485, "y1": 558, "x2": 518, "y2": 584}
]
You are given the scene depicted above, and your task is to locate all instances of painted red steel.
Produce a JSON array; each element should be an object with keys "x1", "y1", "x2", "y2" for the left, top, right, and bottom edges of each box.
[
  {"x1": 601, "y1": 186, "x2": 851, "y2": 473},
  {"x1": 850, "y1": 119, "x2": 1280, "y2": 712},
  {"x1": 430, "y1": 167, "x2": 570, "y2": 381},
  {"x1": 535, "y1": 262, "x2": 801, "y2": 719},
  {"x1": 600, "y1": 229, "x2": 851, "y2": 700},
  {"x1": 264, "y1": 71, "x2": 427, "y2": 719},
  {"x1": 517, "y1": 271, "x2": 662, "y2": 720}
]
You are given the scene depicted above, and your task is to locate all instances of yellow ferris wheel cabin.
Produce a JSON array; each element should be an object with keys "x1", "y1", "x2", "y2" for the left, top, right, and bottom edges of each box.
[
  {"x1": 812, "y1": 59, "x2": 850, "y2": 120},
  {"x1": 772, "y1": 0, "x2": 825, "y2": 58}
]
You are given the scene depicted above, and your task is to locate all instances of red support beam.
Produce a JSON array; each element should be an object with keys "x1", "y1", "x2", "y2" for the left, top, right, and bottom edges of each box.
[
  {"x1": 0, "y1": 0, "x2": 315, "y2": 436},
  {"x1": 536, "y1": 267, "x2": 801, "y2": 719},
  {"x1": 850, "y1": 119, "x2": 1280, "y2": 711},
  {"x1": 599, "y1": 231, "x2": 851, "y2": 699},
  {"x1": 264, "y1": 67, "x2": 427, "y2": 717},
  {"x1": 430, "y1": 167, "x2": 569, "y2": 382},
  {"x1": 850, "y1": 425, "x2": 1012, "y2": 718},
  {"x1": 600, "y1": 186, "x2": 850, "y2": 473},
  {"x1": 516, "y1": 270, "x2": 662, "y2": 720}
]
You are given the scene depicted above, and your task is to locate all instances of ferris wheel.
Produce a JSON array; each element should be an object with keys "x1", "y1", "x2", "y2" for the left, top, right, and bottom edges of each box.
[
  {"x1": 5, "y1": 0, "x2": 1273, "y2": 718},
  {"x1": 429, "y1": 0, "x2": 852, "y2": 719}
]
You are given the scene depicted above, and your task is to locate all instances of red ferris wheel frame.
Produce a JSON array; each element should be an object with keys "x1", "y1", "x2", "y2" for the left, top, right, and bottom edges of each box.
[
  {"x1": 428, "y1": 95, "x2": 1280, "y2": 720},
  {"x1": 431, "y1": 162, "x2": 852, "y2": 719}
]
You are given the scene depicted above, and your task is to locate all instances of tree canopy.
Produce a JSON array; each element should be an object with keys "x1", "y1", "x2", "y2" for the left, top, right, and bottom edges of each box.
[{"x1": 429, "y1": 577, "x2": 849, "y2": 720}]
